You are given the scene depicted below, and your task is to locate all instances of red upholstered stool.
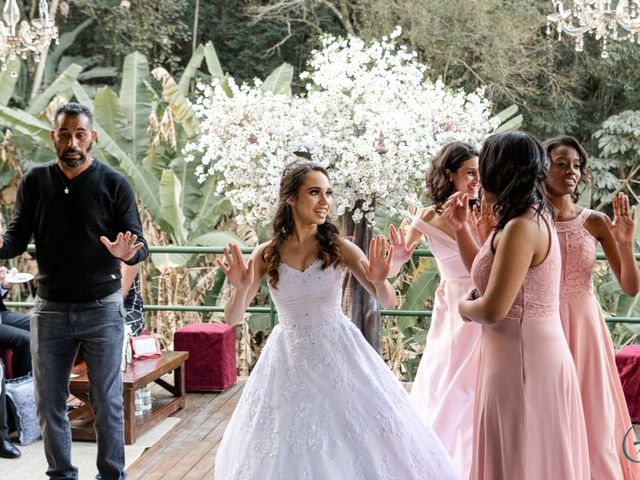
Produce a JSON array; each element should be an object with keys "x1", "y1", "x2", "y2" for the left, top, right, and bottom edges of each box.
[
  {"x1": 615, "y1": 345, "x2": 640, "y2": 424},
  {"x1": 0, "y1": 348, "x2": 14, "y2": 378},
  {"x1": 174, "y1": 323, "x2": 236, "y2": 391}
]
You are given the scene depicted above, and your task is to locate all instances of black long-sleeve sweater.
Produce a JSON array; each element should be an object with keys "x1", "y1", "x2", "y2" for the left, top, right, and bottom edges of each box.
[{"x1": 0, "y1": 159, "x2": 148, "y2": 302}]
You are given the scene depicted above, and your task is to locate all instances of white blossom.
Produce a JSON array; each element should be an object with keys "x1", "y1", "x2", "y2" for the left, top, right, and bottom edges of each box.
[{"x1": 185, "y1": 31, "x2": 498, "y2": 227}]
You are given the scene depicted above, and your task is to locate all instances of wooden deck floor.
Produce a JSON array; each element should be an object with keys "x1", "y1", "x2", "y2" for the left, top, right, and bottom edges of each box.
[{"x1": 126, "y1": 378, "x2": 246, "y2": 480}]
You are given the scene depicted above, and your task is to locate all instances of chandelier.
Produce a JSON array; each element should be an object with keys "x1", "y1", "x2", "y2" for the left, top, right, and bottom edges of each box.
[
  {"x1": 547, "y1": 0, "x2": 640, "y2": 58},
  {"x1": 0, "y1": 0, "x2": 59, "y2": 76}
]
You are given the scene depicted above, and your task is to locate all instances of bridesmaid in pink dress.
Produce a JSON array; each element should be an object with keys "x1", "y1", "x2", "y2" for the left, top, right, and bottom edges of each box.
[
  {"x1": 456, "y1": 131, "x2": 589, "y2": 480},
  {"x1": 388, "y1": 142, "x2": 491, "y2": 479},
  {"x1": 543, "y1": 135, "x2": 640, "y2": 480}
]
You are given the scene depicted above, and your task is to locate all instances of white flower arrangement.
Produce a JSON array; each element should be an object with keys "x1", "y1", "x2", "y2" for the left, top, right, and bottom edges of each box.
[{"x1": 184, "y1": 28, "x2": 498, "y2": 226}]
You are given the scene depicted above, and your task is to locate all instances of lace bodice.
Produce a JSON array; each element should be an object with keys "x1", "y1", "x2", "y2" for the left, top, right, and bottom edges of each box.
[
  {"x1": 471, "y1": 213, "x2": 561, "y2": 320},
  {"x1": 556, "y1": 209, "x2": 597, "y2": 297},
  {"x1": 268, "y1": 259, "x2": 347, "y2": 330}
]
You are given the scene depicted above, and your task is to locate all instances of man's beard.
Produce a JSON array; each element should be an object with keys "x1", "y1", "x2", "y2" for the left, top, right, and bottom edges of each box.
[{"x1": 59, "y1": 142, "x2": 92, "y2": 168}]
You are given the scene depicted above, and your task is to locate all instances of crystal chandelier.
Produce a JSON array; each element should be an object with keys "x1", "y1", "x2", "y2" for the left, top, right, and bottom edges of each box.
[
  {"x1": 547, "y1": 1, "x2": 640, "y2": 58},
  {"x1": 0, "y1": 0, "x2": 59, "y2": 76}
]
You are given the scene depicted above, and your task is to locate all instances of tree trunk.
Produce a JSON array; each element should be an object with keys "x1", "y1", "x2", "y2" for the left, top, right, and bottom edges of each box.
[
  {"x1": 342, "y1": 202, "x2": 381, "y2": 352},
  {"x1": 192, "y1": 0, "x2": 200, "y2": 55}
]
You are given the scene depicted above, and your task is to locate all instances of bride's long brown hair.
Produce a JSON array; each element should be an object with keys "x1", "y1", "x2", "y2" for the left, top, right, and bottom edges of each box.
[{"x1": 262, "y1": 160, "x2": 342, "y2": 288}]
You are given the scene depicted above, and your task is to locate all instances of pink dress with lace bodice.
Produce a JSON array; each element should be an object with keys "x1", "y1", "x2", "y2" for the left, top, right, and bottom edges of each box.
[
  {"x1": 470, "y1": 214, "x2": 589, "y2": 480},
  {"x1": 409, "y1": 216, "x2": 481, "y2": 480},
  {"x1": 557, "y1": 208, "x2": 640, "y2": 480}
]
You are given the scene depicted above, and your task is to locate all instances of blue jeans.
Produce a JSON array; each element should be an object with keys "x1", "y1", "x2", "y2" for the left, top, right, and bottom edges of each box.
[{"x1": 31, "y1": 292, "x2": 126, "y2": 480}]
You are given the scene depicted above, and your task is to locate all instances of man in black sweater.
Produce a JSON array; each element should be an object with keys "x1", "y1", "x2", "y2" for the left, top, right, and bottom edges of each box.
[{"x1": 0, "y1": 103, "x2": 148, "y2": 480}]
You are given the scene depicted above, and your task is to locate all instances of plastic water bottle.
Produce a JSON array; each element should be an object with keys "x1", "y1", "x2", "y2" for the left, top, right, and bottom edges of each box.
[
  {"x1": 122, "y1": 324, "x2": 133, "y2": 372},
  {"x1": 142, "y1": 386, "x2": 152, "y2": 411}
]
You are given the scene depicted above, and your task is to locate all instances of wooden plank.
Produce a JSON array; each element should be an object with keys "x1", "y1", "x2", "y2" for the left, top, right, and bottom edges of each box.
[
  {"x1": 159, "y1": 385, "x2": 243, "y2": 480},
  {"x1": 126, "y1": 380, "x2": 244, "y2": 480},
  {"x1": 178, "y1": 413, "x2": 233, "y2": 479},
  {"x1": 126, "y1": 394, "x2": 218, "y2": 477}
]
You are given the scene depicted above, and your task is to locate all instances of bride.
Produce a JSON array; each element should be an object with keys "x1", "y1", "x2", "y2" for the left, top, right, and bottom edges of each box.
[{"x1": 214, "y1": 160, "x2": 458, "y2": 480}]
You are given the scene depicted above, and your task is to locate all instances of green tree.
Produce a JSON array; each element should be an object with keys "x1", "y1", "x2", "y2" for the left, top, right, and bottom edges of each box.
[
  {"x1": 64, "y1": 0, "x2": 191, "y2": 71},
  {"x1": 246, "y1": 0, "x2": 640, "y2": 145}
]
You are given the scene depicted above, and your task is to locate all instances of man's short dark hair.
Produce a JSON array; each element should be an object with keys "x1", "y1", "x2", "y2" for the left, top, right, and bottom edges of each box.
[{"x1": 54, "y1": 103, "x2": 93, "y2": 127}]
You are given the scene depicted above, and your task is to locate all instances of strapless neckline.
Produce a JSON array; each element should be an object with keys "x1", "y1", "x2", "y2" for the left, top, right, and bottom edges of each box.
[{"x1": 280, "y1": 258, "x2": 322, "y2": 274}]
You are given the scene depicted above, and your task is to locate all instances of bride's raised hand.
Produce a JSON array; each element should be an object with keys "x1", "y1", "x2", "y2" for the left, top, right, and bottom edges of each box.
[
  {"x1": 443, "y1": 191, "x2": 469, "y2": 233},
  {"x1": 360, "y1": 235, "x2": 394, "y2": 284},
  {"x1": 472, "y1": 197, "x2": 496, "y2": 242},
  {"x1": 216, "y1": 243, "x2": 254, "y2": 291},
  {"x1": 388, "y1": 223, "x2": 417, "y2": 265}
]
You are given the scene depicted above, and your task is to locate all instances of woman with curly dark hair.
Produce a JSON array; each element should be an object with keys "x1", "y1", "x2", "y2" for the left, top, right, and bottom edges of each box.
[
  {"x1": 544, "y1": 135, "x2": 640, "y2": 480},
  {"x1": 214, "y1": 160, "x2": 458, "y2": 479},
  {"x1": 456, "y1": 131, "x2": 589, "y2": 479},
  {"x1": 387, "y1": 141, "x2": 486, "y2": 479}
]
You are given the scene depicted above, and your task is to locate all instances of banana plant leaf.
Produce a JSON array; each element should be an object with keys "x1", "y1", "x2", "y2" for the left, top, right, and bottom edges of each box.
[
  {"x1": 0, "y1": 57, "x2": 20, "y2": 105},
  {"x1": 202, "y1": 268, "x2": 226, "y2": 309},
  {"x1": 173, "y1": 156, "x2": 229, "y2": 236},
  {"x1": 400, "y1": 261, "x2": 440, "y2": 315},
  {"x1": 203, "y1": 42, "x2": 225, "y2": 80},
  {"x1": 0, "y1": 105, "x2": 55, "y2": 153},
  {"x1": 151, "y1": 67, "x2": 198, "y2": 137},
  {"x1": 89, "y1": 120, "x2": 162, "y2": 221},
  {"x1": 191, "y1": 231, "x2": 246, "y2": 248},
  {"x1": 0, "y1": 161, "x2": 17, "y2": 191},
  {"x1": 150, "y1": 231, "x2": 246, "y2": 271},
  {"x1": 119, "y1": 52, "x2": 152, "y2": 163},
  {"x1": 92, "y1": 85, "x2": 127, "y2": 145},
  {"x1": 28, "y1": 63, "x2": 84, "y2": 115},
  {"x1": 150, "y1": 252, "x2": 193, "y2": 270},
  {"x1": 260, "y1": 63, "x2": 294, "y2": 96},
  {"x1": 78, "y1": 67, "x2": 119, "y2": 81},
  {"x1": 70, "y1": 82, "x2": 114, "y2": 164},
  {"x1": 142, "y1": 143, "x2": 172, "y2": 177},
  {"x1": 178, "y1": 42, "x2": 224, "y2": 96},
  {"x1": 247, "y1": 313, "x2": 273, "y2": 335},
  {"x1": 492, "y1": 104, "x2": 523, "y2": 133},
  {"x1": 190, "y1": 186, "x2": 231, "y2": 238},
  {"x1": 159, "y1": 169, "x2": 188, "y2": 245}
]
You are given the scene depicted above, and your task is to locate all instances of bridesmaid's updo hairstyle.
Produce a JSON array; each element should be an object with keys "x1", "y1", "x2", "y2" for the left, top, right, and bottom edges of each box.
[
  {"x1": 426, "y1": 142, "x2": 479, "y2": 212},
  {"x1": 262, "y1": 158, "x2": 342, "y2": 288},
  {"x1": 480, "y1": 131, "x2": 551, "y2": 230},
  {"x1": 542, "y1": 135, "x2": 592, "y2": 202}
]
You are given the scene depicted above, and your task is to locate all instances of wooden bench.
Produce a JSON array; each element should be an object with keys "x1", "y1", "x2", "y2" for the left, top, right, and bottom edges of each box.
[{"x1": 68, "y1": 350, "x2": 189, "y2": 445}]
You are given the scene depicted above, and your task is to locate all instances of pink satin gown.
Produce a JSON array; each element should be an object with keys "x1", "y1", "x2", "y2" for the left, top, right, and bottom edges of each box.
[
  {"x1": 408, "y1": 216, "x2": 481, "y2": 479},
  {"x1": 557, "y1": 208, "x2": 640, "y2": 480},
  {"x1": 470, "y1": 213, "x2": 590, "y2": 479}
]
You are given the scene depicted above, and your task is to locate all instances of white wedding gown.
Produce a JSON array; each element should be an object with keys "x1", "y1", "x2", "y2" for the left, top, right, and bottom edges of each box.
[{"x1": 214, "y1": 260, "x2": 458, "y2": 480}]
